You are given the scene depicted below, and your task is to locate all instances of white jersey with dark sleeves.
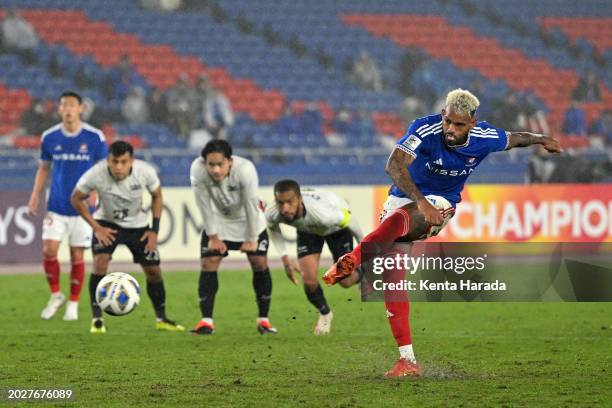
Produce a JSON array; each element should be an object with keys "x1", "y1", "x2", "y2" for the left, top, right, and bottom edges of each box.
[
  {"x1": 190, "y1": 155, "x2": 266, "y2": 242},
  {"x1": 75, "y1": 159, "x2": 160, "y2": 229}
]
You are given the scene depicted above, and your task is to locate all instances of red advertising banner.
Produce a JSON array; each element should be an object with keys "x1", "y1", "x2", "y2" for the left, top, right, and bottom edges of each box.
[
  {"x1": 375, "y1": 184, "x2": 612, "y2": 242},
  {"x1": 0, "y1": 191, "x2": 43, "y2": 264}
]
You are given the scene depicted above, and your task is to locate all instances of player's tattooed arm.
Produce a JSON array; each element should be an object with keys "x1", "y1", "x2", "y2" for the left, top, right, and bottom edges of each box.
[
  {"x1": 506, "y1": 132, "x2": 562, "y2": 153},
  {"x1": 386, "y1": 148, "x2": 444, "y2": 226}
]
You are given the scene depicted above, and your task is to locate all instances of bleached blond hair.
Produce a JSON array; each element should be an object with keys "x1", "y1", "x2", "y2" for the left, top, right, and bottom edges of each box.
[{"x1": 445, "y1": 88, "x2": 480, "y2": 117}]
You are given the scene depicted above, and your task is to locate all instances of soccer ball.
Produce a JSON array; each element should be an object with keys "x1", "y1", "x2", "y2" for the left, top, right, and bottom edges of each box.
[{"x1": 95, "y1": 272, "x2": 141, "y2": 316}]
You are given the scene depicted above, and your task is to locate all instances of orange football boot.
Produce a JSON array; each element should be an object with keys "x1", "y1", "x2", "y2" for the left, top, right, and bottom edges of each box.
[
  {"x1": 322, "y1": 253, "x2": 357, "y2": 285},
  {"x1": 384, "y1": 358, "x2": 421, "y2": 378}
]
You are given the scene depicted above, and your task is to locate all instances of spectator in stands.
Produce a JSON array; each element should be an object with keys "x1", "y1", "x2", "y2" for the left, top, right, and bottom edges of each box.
[
  {"x1": 20, "y1": 98, "x2": 55, "y2": 135},
  {"x1": 103, "y1": 55, "x2": 136, "y2": 102},
  {"x1": 193, "y1": 73, "x2": 212, "y2": 117},
  {"x1": 398, "y1": 47, "x2": 423, "y2": 96},
  {"x1": 352, "y1": 51, "x2": 383, "y2": 92},
  {"x1": 122, "y1": 86, "x2": 149, "y2": 124},
  {"x1": 147, "y1": 87, "x2": 169, "y2": 125},
  {"x1": 300, "y1": 102, "x2": 324, "y2": 136},
  {"x1": 410, "y1": 61, "x2": 436, "y2": 107},
  {"x1": 1, "y1": 8, "x2": 39, "y2": 65},
  {"x1": 47, "y1": 51, "x2": 63, "y2": 77},
  {"x1": 331, "y1": 108, "x2": 352, "y2": 136},
  {"x1": 74, "y1": 62, "x2": 95, "y2": 89},
  {"x1": 167, "y1": 73, "x2": 197, "y2": 137},
  {"x1": 491, "y1": 92, "x2": 521, "y2": 131},
  {"x1": 563, "y1": 100, "x2": 587, "y2": 136},
  {"x1": 589, "y1": 109, "x2": 612, "y2": 146},
  {"x1": 202, "y1": 87, "x2": 234, "y2": 140},
  {"x1": 572, "y1": 71, "x2": 601, "y2": 102},
  {"x1": 517, "y1": 95, "x2": 550, "y2": 135},
  {"x1": 397, "y1": 96, "x2": 426, "y2": 124},
  {"x1": 349, "y1": 108, "x2": 376, "y2": 139},
  {"x1": 526, "y1": 145, "x2": 557, "y2": 183},
  {"x1": 271, "y1": 105, "x2": 302, "y2": 136}
]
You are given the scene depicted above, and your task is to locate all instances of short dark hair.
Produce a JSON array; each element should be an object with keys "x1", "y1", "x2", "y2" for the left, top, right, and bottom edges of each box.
[
  {"x1": 274, "y1": 179, "x2": 301, "y2": 196},
  {"x1": 109, "y1": 140, "x2": 134, "y2": 157},
  {"x1": 59, "y1": 91, "x2": 82, "y2": 104},
  {"x1": 201, "y1": 140, "x2": 232, "y2": 160}
]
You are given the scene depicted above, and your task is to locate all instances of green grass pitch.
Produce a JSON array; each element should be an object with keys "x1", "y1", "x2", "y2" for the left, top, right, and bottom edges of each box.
[{"x1": 1, "y1": 269, "x2": 611, "y2": 407}]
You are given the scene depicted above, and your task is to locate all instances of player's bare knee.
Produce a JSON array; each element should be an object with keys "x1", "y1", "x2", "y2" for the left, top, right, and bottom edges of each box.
[
  {"x1": 142, "y1": 265, "x2": 162, "y2": 282},
  {"x1": 247, "y1": 255, "x2": 268, "y2": 272},
  {"x1": 42, "y1": 241, "x2": 60, "y2": 259},
  {"x1": 304, "y1": 281, "x2": 319, "y2": 291},
  {"x1": 69, "y1": 247, "x2": 85, "y2": 263},
  {"x1": 93, "y1": 255, "x2": 110, "y2": 276},
  {"x1": 201, "y1": 257, "x2": 221, "y2": 271}
]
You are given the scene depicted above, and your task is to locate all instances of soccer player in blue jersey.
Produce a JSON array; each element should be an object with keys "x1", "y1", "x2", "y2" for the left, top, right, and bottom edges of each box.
[
  {"x1": 323, "y1": 89, "x2": 561, "y2": 378},
  {"x1": 27, "y1": 91, "x2": 108, "y2": 321}
]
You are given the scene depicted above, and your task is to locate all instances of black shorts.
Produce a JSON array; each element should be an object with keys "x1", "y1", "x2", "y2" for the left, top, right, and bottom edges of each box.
[
  {"x1": 92, "y1": 220, "x2": 160, "y2": 266},
  {"x1": 297, "y1": 228, "x2": 354, "y2": 261},
  {"x1": 200, "y1": 229, "x2": 269, "y2": 258}
]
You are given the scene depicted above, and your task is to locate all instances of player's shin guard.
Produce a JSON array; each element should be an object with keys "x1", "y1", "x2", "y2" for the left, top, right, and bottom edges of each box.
[
  {"x1": 348, "y1": 208, "x2": 411, "y2": 267},
  {"x1": 198, "y1": 271, "x2": 218, "y2": 318},
  {"x1": 252, "y1": 268, "x2": 272, "y2": 318},
  {"x1": 88, "y1": 274, "x2": 104, "y2": 318},
  {"x1": 304, "y1": 284, "x2": 331, "y2": 315},
  {"x1": 43, "y1": 256, "x2": 61, "y2": 293},
  {"x1": 69, "y1": 261, "x2": 85, "y2": 301},
  {"x1": 146, "y1": 280, "x2": 166, "y2": 319}
]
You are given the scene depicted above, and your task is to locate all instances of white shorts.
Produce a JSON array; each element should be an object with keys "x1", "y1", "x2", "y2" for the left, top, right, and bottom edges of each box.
[
  {"x1": 42, "y1": 212, "x2": 93, "y2": 247},
  {"x1": 380, "y1": 195, "x2": 455, "y2": 240}
]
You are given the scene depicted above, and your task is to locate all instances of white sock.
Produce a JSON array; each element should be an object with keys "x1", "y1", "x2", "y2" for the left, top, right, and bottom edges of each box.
[
  {"x1": 399, "y1": 345, "x2": 416, "y2": 363},
  {"x1": 257, "y1": 317, "x2": 269, "y2": 324},
  {"x1": 201, "y1": 318, "x2": 214, "y2": 326}
]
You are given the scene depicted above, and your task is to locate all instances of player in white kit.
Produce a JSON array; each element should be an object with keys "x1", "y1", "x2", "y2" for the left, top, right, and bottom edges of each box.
[
  {"x1": 189, "y1": 140, "x2": 275, "y2": 335},
  {"x1": 71, "y1": 141, "x2": 185, "y2": 334},
  {"x1": 266, "y1": 179, "x2": 363, "y2": 335}
]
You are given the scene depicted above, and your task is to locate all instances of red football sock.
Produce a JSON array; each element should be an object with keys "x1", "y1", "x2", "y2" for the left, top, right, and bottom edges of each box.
[
  {"x1": 351, "y1": 208, "x2": 411, "y2": 266},
  {"x1": 69, "y1": 261, "x2": 85, "y2": 301},
  {"x1": 385, "y1": 301, "x2": 412, "y2": 347},
  {"x1": 43, "y1": 256, "x2": 60, "y2": 293},
  {"x1": 384, "y1": 253, "x2": 412, "y2": 347}
]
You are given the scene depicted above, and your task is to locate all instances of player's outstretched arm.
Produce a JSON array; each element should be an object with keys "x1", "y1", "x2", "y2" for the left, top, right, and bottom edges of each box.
[
  {"x1": 506, "y1": 132, "x2": 562, "y2": 153},
  {"x1": 386, "y1": 148, "x2": 444, "y2": 226},
  {"x1": 28, "y1": 161, "x2": 51, "y2": 216}
]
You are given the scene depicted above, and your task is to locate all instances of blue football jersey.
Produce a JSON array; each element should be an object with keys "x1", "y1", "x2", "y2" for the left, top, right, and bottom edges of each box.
[
  {"x1": 390, "y1": 114, "x2": 508, "y2": 205},
  {"x1": 40, "y1": 123, "x2": 108, "y2": 216}
]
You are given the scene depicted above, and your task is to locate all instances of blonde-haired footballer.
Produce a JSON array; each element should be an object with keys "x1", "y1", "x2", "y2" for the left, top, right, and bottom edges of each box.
[
  {"x1": 324, "y1": 88, "x2": 562, "y2": 378},
  {"x1": 266, "y1": 180, "x2": 363, "y2": 335}
]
